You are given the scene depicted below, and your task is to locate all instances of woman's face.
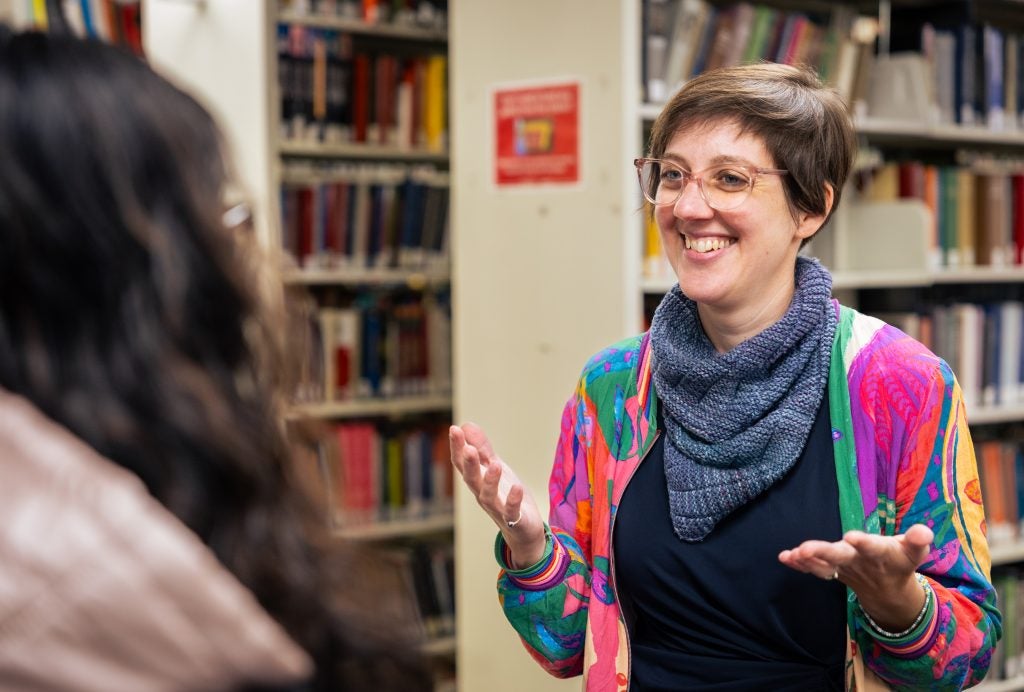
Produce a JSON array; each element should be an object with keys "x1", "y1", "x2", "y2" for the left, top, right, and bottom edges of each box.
[{"x1": 655, "y1": 119, "x2": 824, "y2": 315}]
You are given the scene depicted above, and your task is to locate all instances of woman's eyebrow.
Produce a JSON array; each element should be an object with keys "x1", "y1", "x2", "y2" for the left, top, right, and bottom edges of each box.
[{"x1": 661, "y1": 152, "x2": 759, "y2": 168}]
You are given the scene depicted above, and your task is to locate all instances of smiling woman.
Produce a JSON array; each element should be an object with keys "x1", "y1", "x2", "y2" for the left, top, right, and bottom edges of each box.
[{"x1": 450, "y1": 62, "x2": 1000, "y2": 692}]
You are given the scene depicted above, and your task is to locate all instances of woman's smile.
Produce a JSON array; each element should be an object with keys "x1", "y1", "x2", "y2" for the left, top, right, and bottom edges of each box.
[{"x1": 682, "y1": 234, "x2": 736, "y2": 254}]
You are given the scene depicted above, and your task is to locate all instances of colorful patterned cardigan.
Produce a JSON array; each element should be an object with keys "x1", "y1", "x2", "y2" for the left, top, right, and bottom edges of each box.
[{"x1": 495, "y1": 303, "x2": 1001, "y2": 691}]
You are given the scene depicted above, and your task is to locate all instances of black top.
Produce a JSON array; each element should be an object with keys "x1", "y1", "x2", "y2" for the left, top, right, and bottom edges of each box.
[{"x1": 613, "y1": 393, "x2": 846, "y2": 691}]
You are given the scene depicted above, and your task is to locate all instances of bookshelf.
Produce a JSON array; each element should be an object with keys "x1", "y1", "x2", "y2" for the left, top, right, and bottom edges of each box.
[
  {"x1": 270, "y1": 0, "x2": 453, "y2": 530},
  {"x1": 145, "y1": 1, "x2": 455, "y2": 688},
  {"x1": 275, "y1": 5, "x2": 456, "y2": 690},
  {"x1": 1, "y1": 0, "x2": 144, "y2": 52}
]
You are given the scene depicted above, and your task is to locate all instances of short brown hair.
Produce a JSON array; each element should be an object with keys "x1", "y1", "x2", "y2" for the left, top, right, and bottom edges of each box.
[{"x1": 648, "y1": 63, "x2": 856, "y2": 234}]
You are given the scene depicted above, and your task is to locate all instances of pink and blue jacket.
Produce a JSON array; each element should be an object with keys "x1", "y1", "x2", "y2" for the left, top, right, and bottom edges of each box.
[{"x1": 495, "y1": 304, "x2": 1000, "y2": 691}]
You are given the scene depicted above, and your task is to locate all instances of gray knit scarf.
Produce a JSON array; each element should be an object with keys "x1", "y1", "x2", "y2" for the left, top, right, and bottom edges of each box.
[{"x1": 649, "y1": 257, "x2": 836, "y2": 542}]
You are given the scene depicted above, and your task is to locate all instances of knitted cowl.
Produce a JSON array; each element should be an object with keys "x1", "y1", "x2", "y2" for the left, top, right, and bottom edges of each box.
[{"x1": 649, "y1": 256, "x2": 836, "y2": 542}]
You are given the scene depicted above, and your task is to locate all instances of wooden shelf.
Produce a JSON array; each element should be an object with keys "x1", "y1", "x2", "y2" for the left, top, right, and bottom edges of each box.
[
  {"x1": 279, "y1": 139, "x2": 449, "y2": 162},
  {"x1": 638, "y1": 101, "x2": 662, "y2": 121},
  {"x1": 833, "y1": 267, "x2": 1024, "y2": 289},
  {"x1": 334, "y1": 512, "x2": 454, "y2": 540},
  {"x1": 421, "y1": 634, "x2": 457, "y2": 657},
  {"x1": 642, "y1": 271, "x2": 939, "y2": 293},
  {"x1": 638, "y1": 108, "x2": 1024, "y2": 150},
  {"x1": 929, "y1": 267, "x2": 1024, "y2": 284},
  {"x1": 830, "y1": 269, "x2": 934, "y2": 290},
  {"x1": 277, "y1": 12, "x2": 447, "y2": 42},
  {"x1": 991, "y1": 541, "x2": 1024, "y2": 567},
  {"x1": 283, "y1": 267, "x2": 449, "y2": 288},
  {"x1": 976, "y1": 676, "x2": 1024, "y2": 691},
  {"x1": 854, "y1": 117, "x2": 1024, "y2": 148},
  {"x1": 291, "y1": 395, "x2": 452, "y2": 419},
  {"x1": 641, "y1": 266, "x2": 1024, "y2": 294},
  {"x1": 970, "y1": 404, "x2": 1024, "y2": 426}
]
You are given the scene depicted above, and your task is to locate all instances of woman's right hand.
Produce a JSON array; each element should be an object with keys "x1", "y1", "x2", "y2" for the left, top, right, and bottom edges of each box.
[{"x1": 449, "y1": 423, "x2": 547, "y2": 568}]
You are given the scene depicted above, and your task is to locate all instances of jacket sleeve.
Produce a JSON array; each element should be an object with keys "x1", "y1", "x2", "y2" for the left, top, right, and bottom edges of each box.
[
  {"x1": 494, "y1": 391, "x2": 593, "y2": 678},
  {"x1": 858, "y1": 355, "x2": 1001, "y2": 690}
]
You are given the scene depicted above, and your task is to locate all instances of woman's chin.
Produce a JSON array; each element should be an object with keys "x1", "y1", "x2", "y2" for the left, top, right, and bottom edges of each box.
[{"x1": 673, "y1": 264, "x2": 734, "y2": 303}]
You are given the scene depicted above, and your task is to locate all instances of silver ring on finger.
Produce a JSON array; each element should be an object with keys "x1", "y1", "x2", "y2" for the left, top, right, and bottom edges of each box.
[{"x1": 506, "y1": 510, "x2": 523, "y2": 528}]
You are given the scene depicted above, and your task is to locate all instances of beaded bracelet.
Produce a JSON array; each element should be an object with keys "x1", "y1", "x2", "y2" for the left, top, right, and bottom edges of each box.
[{"x1": 859, "y1": 573, "x2": 934, "y2": 640}]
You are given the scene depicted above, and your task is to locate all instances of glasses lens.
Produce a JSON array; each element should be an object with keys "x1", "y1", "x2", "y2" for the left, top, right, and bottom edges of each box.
[
  {"x1": 639, "y1": 160, "x2": 686, "y2": 206},
  {"x1": 702, "y1": 167, "x2": 752, "y2": 210},
  {"x1": 223, "y1": 202, "x2": 254, "y2": 232}
]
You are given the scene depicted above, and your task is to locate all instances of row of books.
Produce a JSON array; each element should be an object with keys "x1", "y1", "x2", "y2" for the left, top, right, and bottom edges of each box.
[
  {"x1": 643, "y1": 1, "x2": 1024, "y2": 133},
  {"x1": 992, "y1": 567, "x2": 1024, "y2": 683},
  {"x1": 894, "y1": 9, "x2": 1024, "y2": 129},
  {"x1": 32, "y1": 0, "x2": 143, "y2": 55},
  {"x1": 295, "y1": 295, "x2": 452, "y2": 403},
  {"x1": 642, "y1": 1, "x2": 870, "y2": 106},
  {"x1": 377, "y1": 540, "x2": 455, "y2": 641},
  {"x1": 958, "y1": 437, "x2": 1024, "y2": 685},
  {"x1": 977, "y1": 437, "x2": 1024, "y2": 549},
  {"x1": 876, "y1": 301, "x2": 1024, "y2": 412},
  {"x1": 642, "y1": 212, "x2": 669, "y2": 282},
  {"x1": 856, "y1": 162, "x2": 1024, "y2": 269},
  {"x1": 277, "y1": 23, "x2": 448, "y2": 149},
  {"x1": 281, "y1": 163, "x2": 449, "y2": 271},
  {"x1": 279, "y1": 0, "x2": 448, "y2": 32},
  {"x1": 322, "y1": 422, "x2": 453, "y2": 526}
]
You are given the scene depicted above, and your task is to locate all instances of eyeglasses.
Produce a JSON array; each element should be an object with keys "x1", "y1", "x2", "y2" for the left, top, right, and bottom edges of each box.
[
  {"x1": 222, "y1": 201, "x2": 254, "y2": 233},
  {"x1": 634, "y1": 158, "x2": 788, "y2": 211}
]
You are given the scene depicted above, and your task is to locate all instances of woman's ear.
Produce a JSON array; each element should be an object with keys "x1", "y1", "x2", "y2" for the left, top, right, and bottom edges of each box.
[{"x1": 796, "y1": 182, "x2": 834, "y2": 240}]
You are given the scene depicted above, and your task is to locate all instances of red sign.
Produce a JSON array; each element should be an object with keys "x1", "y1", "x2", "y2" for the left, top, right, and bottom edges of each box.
[{"x1": 494, "y1": 82, "x2": 580, "y2": 186}]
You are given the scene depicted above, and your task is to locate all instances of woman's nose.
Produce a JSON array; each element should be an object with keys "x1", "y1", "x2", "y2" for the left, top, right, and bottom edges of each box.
[{"x1": 672, "y1": 180, "x2": 714, "y2": 219}]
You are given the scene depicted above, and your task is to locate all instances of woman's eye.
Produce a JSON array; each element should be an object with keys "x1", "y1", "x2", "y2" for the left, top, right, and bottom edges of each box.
[
  {"x1": 714, "y1": 170, "x2": 749, "y2": 187},
  {"x1": 661, "y1": 168, "x2": 683, "y2": 182}
]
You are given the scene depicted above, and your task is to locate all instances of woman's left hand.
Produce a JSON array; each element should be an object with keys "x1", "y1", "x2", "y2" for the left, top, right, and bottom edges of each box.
[{"x1": 778, "y1": 524, "x2": 934, "y2": 632}]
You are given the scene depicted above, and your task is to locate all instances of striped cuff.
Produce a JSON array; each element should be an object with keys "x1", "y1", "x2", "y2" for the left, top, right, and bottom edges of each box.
[
  {"x1": 858, "y1": 574, "x2": 940, "y2": 659},
  {"x1": 494, "y1": 523, "x2": 572, "y2": 591}
]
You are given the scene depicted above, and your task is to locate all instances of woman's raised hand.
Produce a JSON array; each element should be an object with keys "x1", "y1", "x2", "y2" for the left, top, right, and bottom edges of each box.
[
  {"x1": 778, "y1": 524, "x2": 935, "y2": 632},
  {"x1": 449, "y1": 423, "x2": 548, "y2": 568}
]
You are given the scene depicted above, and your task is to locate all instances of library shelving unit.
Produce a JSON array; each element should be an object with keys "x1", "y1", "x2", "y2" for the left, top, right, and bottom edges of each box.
[
  {"x1": 276, "y1": 3, "x2": 456, "y2": 689},
  {"x1": 144, "y1": 0, "x2": 454, "y2": 688},
  {"x1": 1, "y1": 0, "x2": 144, "y2": 51}
]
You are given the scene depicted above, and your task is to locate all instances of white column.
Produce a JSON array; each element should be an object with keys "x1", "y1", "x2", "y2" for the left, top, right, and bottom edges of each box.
[{"x1": 450, "y1": 0, "x2": 636, "y2": 689}]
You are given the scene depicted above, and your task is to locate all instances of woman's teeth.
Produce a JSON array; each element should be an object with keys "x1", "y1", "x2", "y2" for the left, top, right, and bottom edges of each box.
[{"x1": 684, "y1": 236, "x2": 735, "y2": 253}]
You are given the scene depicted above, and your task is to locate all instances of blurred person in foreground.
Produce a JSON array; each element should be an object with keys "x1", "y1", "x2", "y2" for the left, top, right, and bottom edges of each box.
[
  {"x1": 0, "y1": 27, "x2": 428, "y2": 691},
  {"x1": 451, "y1": 63, "x2": 1000, "y2": 691}
]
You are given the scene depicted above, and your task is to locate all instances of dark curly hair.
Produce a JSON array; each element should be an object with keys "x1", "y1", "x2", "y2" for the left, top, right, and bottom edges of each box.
[{"x1": 0, "y1": 27, "x2": 428, "y2": 691}]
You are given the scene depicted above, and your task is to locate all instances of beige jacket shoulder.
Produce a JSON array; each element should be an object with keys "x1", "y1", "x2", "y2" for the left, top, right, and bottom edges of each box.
[{"x1": 0, "y1": 389, "x2": 313, "y2": 691}]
